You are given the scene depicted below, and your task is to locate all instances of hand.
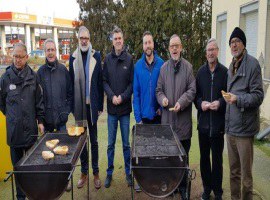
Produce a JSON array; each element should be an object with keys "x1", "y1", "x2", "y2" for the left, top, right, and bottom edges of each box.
[
  {"x1": 38, "y1": 123, "x2": 45, "y2": 135},
  {"x1": 173, "y1": 102, "x2": 181, "y2": 112},
  {"x1": 201, "y1": 101, "x2": 211, "y2": 111},
  {"x1": 209, "y1": 100, "x2": 220, "y2": 111},
  {"x1": 162, "y1": 98, "x2": 169, "y2": 107},
  {"x1": 116, "y1": 95, "x2": 122, "y2": 104},
  {"x1": 98, "y1": 111, "x2": 103, "y2": 116},
  {"x1": 227, "y1": 93, "x2": 237, "y2": 104},
  {"x1": 156, "y1": 109, "x2": 161, "y2": 116},
  {"x1": 112, "y1": 95, "x2": 118, "y2": 105}
]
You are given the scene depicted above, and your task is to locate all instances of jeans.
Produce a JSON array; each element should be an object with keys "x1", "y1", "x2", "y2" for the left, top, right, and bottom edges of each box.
[
  {"x1": 199, "y1": 132, "x2": 224, "y2": 196},
  {"x1": 45, "y1": 124, "x2": 66, "y2": 132},
  {"x1": 80, "y1": 104, "x2": 99, "y2": 175},
  {"x1": 107, "y1": 114, "x2": 131, "y2": 176},
  {"x1": 10, "y1": 146, "x2": 31, "y2": 200}
]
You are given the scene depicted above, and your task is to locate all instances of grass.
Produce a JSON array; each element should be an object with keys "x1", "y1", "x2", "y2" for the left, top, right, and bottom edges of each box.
[{"x1": 254, "y1": 139, "x2": 270, "y2": 157}]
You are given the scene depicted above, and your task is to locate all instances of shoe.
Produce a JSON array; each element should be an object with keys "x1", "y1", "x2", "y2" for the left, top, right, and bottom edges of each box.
[
  {"x1": 65, "y1": 181, "x2": 72, "y2": 192},
  {"x1": 126, "y1": 174, "x2": 132, "y2": 187},
  {"x1": 94, "y1": 174, "x2": 101, "y2": 189},
  {"x1": 179, "y1": 188, "x2": 188, "y2": 200},
  {"x1": 214, "y1": 195, "x2": 222, "y2": 200},
  {"x1": 104, "y1": 175, "x2": 112, "y2": 188},
  {"x1": 201, "y1": 192, "x2": 210, "y2": 200},
  {"x1": 77, "y1": 173, "x2": 88, "y2": 189},
  {"x1": 134, "y1": 184, "x2": 142, "y2": 192}
]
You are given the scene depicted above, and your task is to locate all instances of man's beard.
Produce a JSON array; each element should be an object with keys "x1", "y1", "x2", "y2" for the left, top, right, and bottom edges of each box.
[
  {"x1": 80, "y1": 44, "x2": 89, "y2": 52},
  {"x1": 144, "y1": 48, "x2": 153, "y2": 57}
]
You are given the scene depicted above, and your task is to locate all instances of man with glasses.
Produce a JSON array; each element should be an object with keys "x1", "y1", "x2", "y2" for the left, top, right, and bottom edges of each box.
[
  {"x1": 156, "y1": 34, "x2": 196, "y2": 200},
  {"x1": 103, "y1": 27, "x2": 134, "y2": 188},
  {"x1": 225, "y1": 27, "x2": 264, "y2": 200},
  {"x1": 69, "y1": 26, "x2": 104, "y2": 190},
  {"x1": 37, "y1": 38, "x2": 72, "y2": 132},
  {"x1": 194, "y1": 38, "x2": 227, "y2": 200},
  {"x1": 0, "y1": 43, "x2": 45, "y2": 200}
]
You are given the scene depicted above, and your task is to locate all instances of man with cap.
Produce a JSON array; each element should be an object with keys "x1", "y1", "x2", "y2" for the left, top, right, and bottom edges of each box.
[{"x1": 225, "y1": 27, "x2": 264, "y2": 200}]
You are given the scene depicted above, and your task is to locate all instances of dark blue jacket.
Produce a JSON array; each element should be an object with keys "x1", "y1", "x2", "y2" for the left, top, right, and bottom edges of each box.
[
  {"x1": 133, "y1": 53, "x2": 164, "y2": 123},
  {"x1": 37, "y1": 60, "x2": 72, "y2": 130},
  {"x1": 69, "y1": 50, "x2": 104, "y2": 124}
]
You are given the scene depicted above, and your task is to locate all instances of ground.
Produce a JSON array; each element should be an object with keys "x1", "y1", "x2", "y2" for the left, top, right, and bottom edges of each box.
[{"x1": 0, "y1": 109, "x2": 269, "y2": 200}]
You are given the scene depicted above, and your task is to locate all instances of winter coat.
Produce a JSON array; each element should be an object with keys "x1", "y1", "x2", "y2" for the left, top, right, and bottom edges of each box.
[{"x1": 0, "y1": 65, "x2": 44, "y2": 147}]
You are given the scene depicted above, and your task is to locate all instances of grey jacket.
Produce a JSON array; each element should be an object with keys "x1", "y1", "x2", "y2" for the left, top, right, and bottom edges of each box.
[
  {"x1": 225, "y1": 52, "x2": 264, "y2": 137},
  {"x1": 156, "y1": 58, "x2": 196, "y2": 141}
]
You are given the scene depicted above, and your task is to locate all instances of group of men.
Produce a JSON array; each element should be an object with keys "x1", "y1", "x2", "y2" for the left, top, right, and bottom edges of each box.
[{"x1": 0, "y1": 25, "x2": 263, "y2": 200}]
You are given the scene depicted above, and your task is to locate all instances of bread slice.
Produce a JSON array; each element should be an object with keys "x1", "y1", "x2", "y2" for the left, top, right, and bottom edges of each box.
[
  {"x1": 53, "y1": 146, "x2": 69, "y2": 155},
  {"x1": 46, "y1": 139, "x2": 60, "y2": 150},
  {"x1": 42, "y1": 151, "x2": 54, "y2": 160},
  {"x1": 169, "y1": 107, "x2": 175, "y2": 111},
  {"x1": 221, "y1": 90, "x2": 231, "y2": 100},
  {"x1": 67, "y1": 126, "x2": 84, "y2": 136}
]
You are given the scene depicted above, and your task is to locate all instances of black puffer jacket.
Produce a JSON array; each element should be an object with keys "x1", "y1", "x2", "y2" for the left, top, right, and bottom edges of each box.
[
  {"x1": 103, "y1": 47, "x2": 134, "y2": 116},
  {"x1": 194, "y1": 62, "x2": 228, "y2": 137},
  {"x1": 37, "y1": 60, "x2": 72, "y2": 130},
  {"x1": 0, "y1": 65, "x2": 44, "y2": 147}
]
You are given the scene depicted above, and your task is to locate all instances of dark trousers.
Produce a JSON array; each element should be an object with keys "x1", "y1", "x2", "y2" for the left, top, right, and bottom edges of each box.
[
  {"x1": 10, "y1": 146, "x2": 31, "y2": 200},
  {"x1": 80, "y1": 104, "x2": 99, "y2": 175},
  {"x1": 199, "y1": 132, "x2": 224, "y2": 196},
  {"x1": 142, "y1": 115, "x2": 161, "y2": 124},
  {"x1": 179, "y1": 139, "x2": 191, "y2": 192}
]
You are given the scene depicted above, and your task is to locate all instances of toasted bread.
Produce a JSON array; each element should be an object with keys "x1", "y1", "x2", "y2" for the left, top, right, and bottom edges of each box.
[
  {"x1": 67, "y1": 126, "x2": 84, "y2": 136},
  {"x1": 42, "y1": 151, "x2": 54, "y2": 160},
  {"x1": 53, "y1": 146, "x2": 69, "y2": 155},
  {"x1": 221, "y1": 90, "x2": 231, "y2": 100},
  {"x1": 46, "y1": 139, "x2": 60, "y2": 150},
  {"x1": 169, "y1": 107, "x2": 175, "y2": 111}
]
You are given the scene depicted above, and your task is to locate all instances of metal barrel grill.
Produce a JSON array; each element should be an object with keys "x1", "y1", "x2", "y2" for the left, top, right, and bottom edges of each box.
[
  {"x1": 10, "y1": 131, "x2": 87, "y2": 200},
  {"x1": 131, "y1": 124, "x2": 188, "y2": 198}
]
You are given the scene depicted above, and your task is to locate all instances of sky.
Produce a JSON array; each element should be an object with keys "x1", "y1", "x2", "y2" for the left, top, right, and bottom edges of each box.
[{"x1": 0, "y1": 0, "x2": 80, "y2": 20}]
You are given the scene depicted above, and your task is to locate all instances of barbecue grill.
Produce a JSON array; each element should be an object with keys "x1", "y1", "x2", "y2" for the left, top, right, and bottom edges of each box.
[
  {"x1": 4, "y1": 131, "x2": 88, "y2": 200},
  {"x1": 131, "y1": 124, "x2": 190, "y2": 198}
]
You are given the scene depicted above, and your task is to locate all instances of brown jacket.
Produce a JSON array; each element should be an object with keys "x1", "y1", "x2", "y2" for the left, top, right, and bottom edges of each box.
[{"x1": 156, "y1": 58, "x2": 196, "y2": 140}]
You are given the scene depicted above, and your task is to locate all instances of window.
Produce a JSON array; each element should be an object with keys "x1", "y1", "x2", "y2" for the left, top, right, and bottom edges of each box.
[{"x1": 216, "y1": 13, "x2": 227, "y2": 66}]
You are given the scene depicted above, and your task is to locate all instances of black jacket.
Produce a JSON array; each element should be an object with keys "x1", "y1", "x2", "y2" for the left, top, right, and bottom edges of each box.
[
  {"x1": 194, "y1": 62, "x2": 227, "y2": 137},
  {"x1": 103, "y1": 48, "x2": 134, "y2": 116},
  {"x1": 0, "y1": 65, "x2": 44, "y2": 148},
  {"x1": 37, "y1": 60, "x2": 72, "y2": 130}
]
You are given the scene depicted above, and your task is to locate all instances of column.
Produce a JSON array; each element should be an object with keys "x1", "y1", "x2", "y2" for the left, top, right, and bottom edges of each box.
[
  {"x1": 52, "y1": 27, "x2": 59, "y2": 58},
  {"x1": 24, "y1": 24, "x2": 31, "y2": 54},
  {"x1": 31, "y1": 27, "x2": 36, "y2": 50},
  {"x1": 0, "y1": 25, "x2": 6, "y2": 55}
]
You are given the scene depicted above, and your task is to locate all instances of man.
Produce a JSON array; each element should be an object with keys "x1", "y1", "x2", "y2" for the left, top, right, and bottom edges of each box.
[
  {"x1": 194, "y1": 38, "x2": 227, "y2": 200},
  {"x1": 0, "y1": 43, "x2": 45, "y2": 200},
  {"x1": 103, "y1": 27, "x2": 134, "y2": 188},
  {"x1": 133, "y1": 31, "x2": 164, "y2": 124},
  {"x1": 156, "y1": 34, "x2": 196, "y2": 200},
  {"x1": 37, "y1": 38, "x2": 72, "y2": 132},
  {"x1": 69, "y1": 26, "x2": 104, "y2": 190},
  {"x1": 225, "y1": 27, "x2": 264, "y2": 200}
]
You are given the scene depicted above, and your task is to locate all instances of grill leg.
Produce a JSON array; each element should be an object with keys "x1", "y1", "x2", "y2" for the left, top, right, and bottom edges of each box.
[
  {"x1": 71, "y1": 175, "x2": 74, "y2": 200},
  {"x1": 11, "y1": 174, "x2": 15, "y2": 200}
]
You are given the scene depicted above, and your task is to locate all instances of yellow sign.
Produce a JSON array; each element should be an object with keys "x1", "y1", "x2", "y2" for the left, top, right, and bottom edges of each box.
[
  {"x1": 12, "y1": 12, "x2": 37, "y2": 23},
  {"x1": 0, "y1": 112, "x2": 12, "y2": 181}
]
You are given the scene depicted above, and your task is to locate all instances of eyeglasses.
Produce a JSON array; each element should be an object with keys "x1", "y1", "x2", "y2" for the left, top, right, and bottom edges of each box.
[
  {"x1": 79, "y1": 37, "x2": 89, "y2": 41},
  {"x1": 13, "y1": 54, "x2": 27, "y2": 59},
  {"x1": 206, "y1": 48, "x2": 218, "y2": 52},
  {"x1": 230, "y1": 38, "x2": 242, "y2": 46},
  {"x1": 169, "y1": 44, "x2": 181, "y2": 49}
]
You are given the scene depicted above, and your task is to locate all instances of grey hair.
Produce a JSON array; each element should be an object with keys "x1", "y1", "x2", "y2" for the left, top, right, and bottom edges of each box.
[
  {"x1": 44, "y1": 38, "x2": 56, "y2": 51},
  {"x1": 170, "y1": 34, "x2": 182, "y2": 44},
  {"x1": 14, "y1": 42, "x2": 27, "y2": 54},
  {"x1": 78, "y1": 26, "x2": 90, "y2": 38},
  {"x1": 206, "y1": 38, "x2": 219, "y2": 50}
]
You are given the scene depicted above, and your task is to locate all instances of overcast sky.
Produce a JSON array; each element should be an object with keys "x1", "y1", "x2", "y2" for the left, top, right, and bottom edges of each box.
[{"x1": 0, "y1": 0, "x2": 80, "y2": 20}]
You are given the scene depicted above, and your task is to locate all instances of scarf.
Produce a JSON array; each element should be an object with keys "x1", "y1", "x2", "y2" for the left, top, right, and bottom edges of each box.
[
  {"x1": 73, "y1": 45, "x2": 92, "y2": 127},
  {"x1": 232, "y1": 49, "x2": 246, "y2": 76}
]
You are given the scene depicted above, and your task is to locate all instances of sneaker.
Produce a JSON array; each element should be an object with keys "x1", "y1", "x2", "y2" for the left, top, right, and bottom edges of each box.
[
  {"x1": 201, "y1": 192, "x2": 210, "y2": 200},
  {"x1": 65, "y1": 181, "x2": 72, "y2": 192},
  {"x1": 134, "y1": 184, "x2": 142, "y2": 192},
  {"x1": 126, "y1": 174, "x2": 133, "y2": 187},
  {"x1": 77, "y1": 173, "x2": 88, "y2": 189},
  {"x1": 104, "y1": 175, "x2": 112, "y2": 188}
]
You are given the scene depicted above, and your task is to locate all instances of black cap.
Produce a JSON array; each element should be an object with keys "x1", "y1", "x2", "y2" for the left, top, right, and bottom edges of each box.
[{"x1": 229, "y1": 27, "x2": 246, "y2": 47}]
